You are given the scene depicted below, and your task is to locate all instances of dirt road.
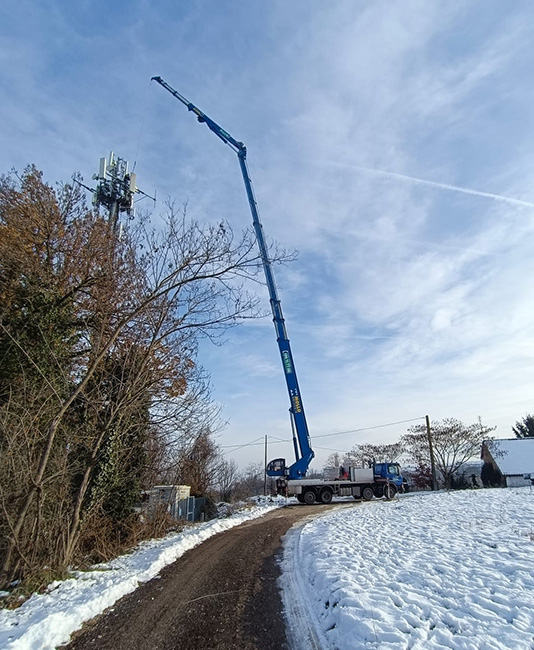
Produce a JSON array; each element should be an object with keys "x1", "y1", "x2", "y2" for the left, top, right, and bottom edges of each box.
[{"x1": 64, "y1": 502, "x2": 355, "y2": 650}]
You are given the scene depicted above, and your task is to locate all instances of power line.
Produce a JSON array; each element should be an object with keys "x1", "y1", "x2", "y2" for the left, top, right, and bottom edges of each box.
[
  {"x1": 221, "y1": 436, "x2": 265, "y2": 455},
  {"x1": 313, "y1": 444, "x2": 351, "y2": 453},
  {"x1": 220, "y1": 435, "x2": 289, "y2": 456},
  {"x1": 219, "y1": 416, "x2": 424, "y2": 457},
  {"x1": 220, "y1": 435, "x2": 287, "y2": 449},
  {"x1": 312, "y1": 416, "x2": 425, "y2": 440}
]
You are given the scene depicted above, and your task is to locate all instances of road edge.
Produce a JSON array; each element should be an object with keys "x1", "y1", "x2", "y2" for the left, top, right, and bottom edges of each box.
[{"x1": 278, "y1": 504, "x2": 357, "y2": 650}]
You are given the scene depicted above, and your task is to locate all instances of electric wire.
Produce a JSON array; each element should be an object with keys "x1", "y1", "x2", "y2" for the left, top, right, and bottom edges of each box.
[
  {"x1": 220, "y1": 416, "x2": 425, "y2": 456},
  {"x1": 313, "y1": 416, "x2": 425, "y2": 439},
  {"x1": 221, "y1": 435, "x2": 288, "y2": 453},
  {"x1": 313, "y1": 445, "x2": 351, "y2": 454},
  {"x1": 221, "y1": 435, "x2": 266, "y2": 455}
]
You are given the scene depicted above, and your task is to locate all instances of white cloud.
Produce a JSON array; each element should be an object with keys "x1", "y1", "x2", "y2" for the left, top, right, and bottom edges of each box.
[{"x1": 1, "y1": 0, "x2": 533, "y2": 471}]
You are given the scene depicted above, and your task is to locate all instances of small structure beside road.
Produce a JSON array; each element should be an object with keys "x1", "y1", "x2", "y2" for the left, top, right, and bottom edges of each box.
[{"x1": 142, "y1": 485, "x2": 207, "y2": 522}]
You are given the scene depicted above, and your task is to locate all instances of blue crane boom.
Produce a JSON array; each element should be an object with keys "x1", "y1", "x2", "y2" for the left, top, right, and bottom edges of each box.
[{"x1": 152, "y1": 76, "x2": 314, "y2": 479}]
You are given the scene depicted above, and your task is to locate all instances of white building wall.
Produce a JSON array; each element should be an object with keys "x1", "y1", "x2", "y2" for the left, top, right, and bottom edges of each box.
[{"x1": 505, "y1": 475, "x2": 531, "y2": 488}]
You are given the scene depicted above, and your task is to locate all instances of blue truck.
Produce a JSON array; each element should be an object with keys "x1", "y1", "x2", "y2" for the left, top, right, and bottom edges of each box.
[
  {"x1": 153, "y1": 77, "x2": 405, "y2": 503},
  {"x1": 269, "y1": 460, "x2": 405, "y2": 504}
]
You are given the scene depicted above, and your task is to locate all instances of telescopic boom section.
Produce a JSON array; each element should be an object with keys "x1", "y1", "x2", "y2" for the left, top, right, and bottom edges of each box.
[{"x1": 152, "y1": 76, "x2": 314, "y2": 479}]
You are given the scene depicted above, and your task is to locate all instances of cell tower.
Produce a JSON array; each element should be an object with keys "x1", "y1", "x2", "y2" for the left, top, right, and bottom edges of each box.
[{"x1": 92, "y1": 152, "x2": 138, "y2": 232}]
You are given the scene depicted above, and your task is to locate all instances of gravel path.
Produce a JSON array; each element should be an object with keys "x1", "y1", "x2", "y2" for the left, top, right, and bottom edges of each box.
[{"x1": 64, "y1": 503, "x2": 354, "y2": 650}]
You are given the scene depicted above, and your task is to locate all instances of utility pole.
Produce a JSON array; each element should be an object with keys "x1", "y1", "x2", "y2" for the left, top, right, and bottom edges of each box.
[
  {"x1": 264, "y1": 435, "x2": 268, "y2": 496},
  {"x1": 426, "y1": 415, "x2": 438, "y2": 491}
]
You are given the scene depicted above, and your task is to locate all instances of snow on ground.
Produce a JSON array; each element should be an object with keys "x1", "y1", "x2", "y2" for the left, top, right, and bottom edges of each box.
[
  {"x1": 286, "y1": 487, "x2": 534, "y2": 650},
  {"x1": 0, "y1": 497, "x2": 283, "y2": 650},
  {"x1": 3, "y1": 489, "x2": 534, "y2": 650}
]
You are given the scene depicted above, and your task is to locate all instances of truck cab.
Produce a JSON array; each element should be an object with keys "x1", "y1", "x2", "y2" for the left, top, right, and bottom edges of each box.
[{"x1": 373, "y1": 462, "x2": 405, "y2": 491}]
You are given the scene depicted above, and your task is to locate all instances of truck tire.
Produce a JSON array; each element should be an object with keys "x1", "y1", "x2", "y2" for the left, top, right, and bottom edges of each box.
[
  {"x1": 303, "y1": 489, "x2": 317, "y2": 505},
  {"x1": 383, "y1": 484, "x2": 397, "y2": 500},
  {"x1": 296, "y1": 494, "x2": 305, "y2": 504},
  {"x1": 361, "y1": 486, "x2": 374, "y2": 501},
  {"x1": 319, "y1": 488, "x2": 333, "y2": 504}
]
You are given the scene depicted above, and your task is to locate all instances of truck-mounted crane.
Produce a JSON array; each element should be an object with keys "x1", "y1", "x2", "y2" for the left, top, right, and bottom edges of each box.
[
  {"x1": 151, "y1": 76, "x2": 313, "y2": 481},
  {"x1": 152, "y1": 77, "x2": 405, "y2": 503}
]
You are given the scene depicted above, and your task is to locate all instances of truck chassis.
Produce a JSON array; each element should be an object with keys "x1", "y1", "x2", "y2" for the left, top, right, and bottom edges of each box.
[{"x1": 279, "y1": 478, "x2": 397, "y2": 505}]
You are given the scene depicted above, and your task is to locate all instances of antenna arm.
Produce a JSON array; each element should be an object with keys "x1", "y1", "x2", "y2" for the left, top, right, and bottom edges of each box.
[{"x1": 72, "y1": 178, "x2": 95, "y2": 194}]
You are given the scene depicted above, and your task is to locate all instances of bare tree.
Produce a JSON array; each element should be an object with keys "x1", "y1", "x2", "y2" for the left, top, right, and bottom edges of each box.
[
  {"x1": 168, "y1": 429, "x2": 222, "y2": 496},
  {"x1": 215, "y1": 459, "x2": 240, "y2": 502},
  {"x1": 345, "y1": 442, "x2": 404, "y2": 467},
  {"x1": 233, "y1": 463, "x2": 266, "y2": 500},
  {"x1": 323, "y1": 453, "x2": 343, "y2": 480},
  {"x1": 0, "y1": 167, "x2": 291, "y2": 588},
  {"x1": 402, "y1": 418, "x2": 495, "y2": 490}
]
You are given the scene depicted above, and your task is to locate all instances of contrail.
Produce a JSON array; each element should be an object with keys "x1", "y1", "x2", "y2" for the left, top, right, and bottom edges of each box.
[{"x1": 333, "y1": 162, "x2": 534, "y2": 208}]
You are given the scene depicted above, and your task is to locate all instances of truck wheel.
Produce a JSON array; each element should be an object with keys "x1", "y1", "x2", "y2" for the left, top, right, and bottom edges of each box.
[
  {"x1": 320, "y1": 488, "x2": 333, "y2": 504},
  {"x1": 296, "y1": 494, "x2": 305, "y2": 504},
  {"x1": 303, "y1": 489, "x2": 317, "y2": 505},
  {"x1": 384, "y1": 484, "x2": 397, "y2": 500},
  {"x1": 362, "y1": 486, "x2": 374, "y2": 501}
]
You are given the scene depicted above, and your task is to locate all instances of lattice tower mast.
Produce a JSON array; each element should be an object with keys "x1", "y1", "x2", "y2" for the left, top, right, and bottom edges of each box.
[{"x1": 93, "y1": 152, "x2": 137, "y2": 232}]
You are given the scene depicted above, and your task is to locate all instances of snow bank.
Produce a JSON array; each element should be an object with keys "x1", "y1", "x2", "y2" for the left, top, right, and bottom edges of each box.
[
  {"x1": 293, "y1": 488, "x2": 534, "y2": 649},
  {"x1": 0, "y1": 499, "x2": 283, "y2": 650}
]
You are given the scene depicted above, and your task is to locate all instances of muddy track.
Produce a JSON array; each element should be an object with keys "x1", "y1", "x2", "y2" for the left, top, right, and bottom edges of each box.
[{"x1": 64, "y1": 502, "x2": 356, "y2": 650}]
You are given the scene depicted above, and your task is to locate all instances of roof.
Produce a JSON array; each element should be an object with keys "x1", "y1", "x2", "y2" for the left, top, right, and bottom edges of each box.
[{"x1": 485, "y1": 438, "x2": 534, "y2": 476}]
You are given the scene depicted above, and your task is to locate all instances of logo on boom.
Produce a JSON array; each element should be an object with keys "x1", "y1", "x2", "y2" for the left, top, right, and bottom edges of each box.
[
  {"x1": 292, "y1": 394, "x2": 302, "y2": 414},
  {"x1": 282, "y1": 350, "x2": 293, "y2": 374}
]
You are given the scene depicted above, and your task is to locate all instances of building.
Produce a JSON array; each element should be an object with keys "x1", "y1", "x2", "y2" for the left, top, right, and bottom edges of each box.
[
  {"x1": 144, "y1": 485, "x2": 197, "y2": 521},
  {"x1": 481, "y1": 438, "x2": 534, "y2": 487}
]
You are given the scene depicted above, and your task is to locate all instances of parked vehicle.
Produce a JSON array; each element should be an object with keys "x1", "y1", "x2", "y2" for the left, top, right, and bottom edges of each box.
[{"x1": 273, "y1": 462, "x2": 405, "y2": 504}]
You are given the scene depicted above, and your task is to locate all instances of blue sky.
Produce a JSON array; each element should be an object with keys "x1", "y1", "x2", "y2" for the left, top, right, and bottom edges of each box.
[{"x1": 2, "y1": 1, "x2": 534, "y2": 471}]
